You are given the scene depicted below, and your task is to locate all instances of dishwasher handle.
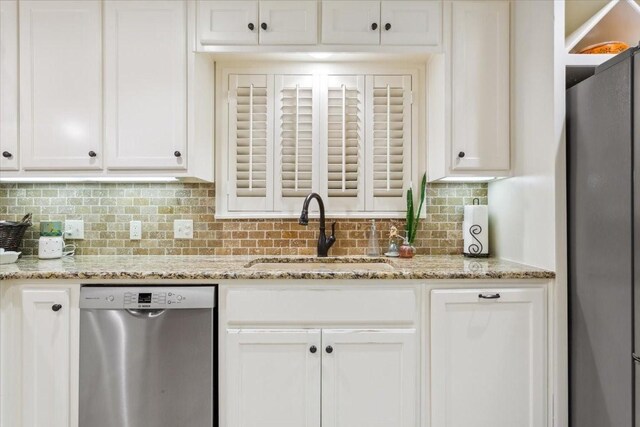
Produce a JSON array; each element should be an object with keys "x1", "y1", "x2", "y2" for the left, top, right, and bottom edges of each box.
[{"x1": 126, "y1": 309, "x2": 167, "y2": 318}]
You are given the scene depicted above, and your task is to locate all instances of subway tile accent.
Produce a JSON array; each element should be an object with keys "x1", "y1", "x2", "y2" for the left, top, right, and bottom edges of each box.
[{"x1": 0, "y1": 183, "x2": 487, "y2": 256}]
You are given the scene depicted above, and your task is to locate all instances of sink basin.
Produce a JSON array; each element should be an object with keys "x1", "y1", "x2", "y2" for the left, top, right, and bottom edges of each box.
[{"x1": 244, "y1": 257, "x2": 396, "y2": 272}]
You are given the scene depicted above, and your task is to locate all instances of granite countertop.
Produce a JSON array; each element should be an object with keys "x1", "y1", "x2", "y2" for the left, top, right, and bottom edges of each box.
[{"x1": 0, "y1": 255, "x2": 555, "y2": 281}]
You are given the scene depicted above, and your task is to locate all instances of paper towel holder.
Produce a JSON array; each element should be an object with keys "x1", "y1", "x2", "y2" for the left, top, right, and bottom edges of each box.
[{"x1": 463, "y1": 198, "x2": 489, "y2": 258}]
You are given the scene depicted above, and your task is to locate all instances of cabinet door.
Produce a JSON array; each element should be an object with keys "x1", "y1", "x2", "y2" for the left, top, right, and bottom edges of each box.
[
  {"x1": 322, "y1": 329, "x2": 417, "y2": 427},
  {"x1": 198, "y1": 1, "x2": 258, "y2": 46},
  {"x1": 104, "y1": 0, "x2": 187, "y2": 170},
  {"x1": 321, "y1": 1, "x2": 380, "y2": 45},
  {"x1": 451, "y1": 1, "x2": 509, "y2": 171},
  {"x1": 365, "y1": 74, "x2": 412, "y2": 212},
  {"x1": 0, "y1": 0, "x2": 18, "y2": 171},
  {"x1": 226, "y1": 329, "x2": 321, "y2": 427},
  {"x1": 380, "y1": 1, "x2": 441, "y2": 46},
  {"x1": 21, "y1": 288, "x2": 72, "y2": 427},
  {"x1": 19, "y1": 0, "x2": 102, "y2": 170},
  {"x1": 228, "y1": 74, "x2": 274, "y2": 212},
  {"x1": 431, "y1": 288, "x2": 546, "y2": 427},
  {"x1": 259, "y1": 1, "x2": 317, "y2": 45}
]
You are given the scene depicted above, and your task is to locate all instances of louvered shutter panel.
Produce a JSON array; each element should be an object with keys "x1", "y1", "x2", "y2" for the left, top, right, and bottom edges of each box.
[
  {"x1": 274, "y1": 75, "x2": 318, "y2": 210},
  {"x1": 323, "y1": 75, "x2": 365, "y2": 212},
  {"x1": 366, "y1": 75, "x2": 412, "y2": 212},
  {"x1": 228, "y1": 74, "x2": 273, "y2": 212}
]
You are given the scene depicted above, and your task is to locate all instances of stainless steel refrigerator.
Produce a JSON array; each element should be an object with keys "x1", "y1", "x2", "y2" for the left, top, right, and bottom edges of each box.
[{"x1": 568, "y1": 45, "x2": 639, "y2": 427}]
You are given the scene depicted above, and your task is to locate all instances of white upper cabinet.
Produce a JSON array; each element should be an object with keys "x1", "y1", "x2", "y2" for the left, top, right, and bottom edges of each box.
[
  {"x1": 431, "y1": 288, "x2": 547, "y2": 427},
  {"x1": 104, "y1": 0, "x2": 187, "y2": 170},
  {"x1": 226, "y1": 329, "x2": 321, "y2": 427},
  {"x1": 198, "y1": 1, "x2": 259, "y2": 46},
  {"x1": 321, "y1": 1, "x2": 380, "y2": 45},
  {"x1": 380, "y1": 1, "x2": 441, "y2": 46},
  {"x1": 274, "y1": 74, "x2": 319, "y2": 210},
  {"x1": 451, "y1": 1, "x2": 509, "y2": 172},
  {"x1": 0, "y1": 0, "x2": 18, "y2": 171},
  {"x1": 19, "y1": 0, "x2": 102, "y2": 170},
  {"x1": 321, "y1": 329, "x2": 417, "y2": 427},
  {"x1": 259, "y1": 1, "x2": 318, "y2": 45}
]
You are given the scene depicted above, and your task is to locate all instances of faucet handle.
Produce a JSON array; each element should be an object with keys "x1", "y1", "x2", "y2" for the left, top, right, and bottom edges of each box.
[{"x1": 330, "y1": 221, "x2": 337, "y2": 237}]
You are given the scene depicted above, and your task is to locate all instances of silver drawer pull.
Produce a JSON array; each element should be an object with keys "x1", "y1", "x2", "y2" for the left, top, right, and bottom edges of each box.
[{"x1": 478, "y1": 293, "x2": 501, "y2": 300}]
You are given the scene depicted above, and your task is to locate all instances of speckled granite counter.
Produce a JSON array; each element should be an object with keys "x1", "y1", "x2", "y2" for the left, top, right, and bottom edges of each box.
[{"x1": 0, "y1": 255, "x2": 555, "y2": 281}]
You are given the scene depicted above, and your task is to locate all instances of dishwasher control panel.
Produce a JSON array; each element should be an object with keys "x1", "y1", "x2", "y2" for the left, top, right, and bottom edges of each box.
[{"x1": 80, "y1": 286, "x2": 216, "y2": 309}]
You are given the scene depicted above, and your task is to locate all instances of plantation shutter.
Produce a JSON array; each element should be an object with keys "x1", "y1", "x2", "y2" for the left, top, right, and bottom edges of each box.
[
  {"x1": 323, "y1": 75, "x2": 365, "y2": 212},
  {"x1": 228, "y1": 74, "x2": 273, "y2": 212},
  {"x1": 275, "y1": 75, "x2": 318, "y2": 210},
  {"x1": 366, "y1": 75, "x2": 412, "y2": 212}
]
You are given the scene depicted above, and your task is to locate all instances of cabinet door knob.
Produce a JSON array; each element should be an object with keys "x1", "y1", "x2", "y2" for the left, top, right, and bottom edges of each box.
[
  {"x1": 88, "y1": 151, "x2": 97, "y2": 158},
  {"x1": 371, "y1": 22, "x2": 378, "y2": 30},
  {"x1": 261, "y1": 22, "x2": 267, "y2": 30},
  {"x1": 174, "y1": 151, "x2": 181, "y2": 158},
  {"x1": 478, "y1": 293, "x2": 501, "y2": 300},
  {"x1": 384, "y1": 23, "x2": 391, "y2": 31},
  {"x1": 310, "y1": 345, "x2": 317, "y2": 354},
  {"x1": 2, "y1": 151, "x2": 12, "y2": 158},
  {"x1": 458, "y1": 151, "x2": 465, "y2": 158},
  {"x1": 325, "y1": 345, "x2": 333, "y2": 354},
  {"x1": 52, "y1": 304, "x2": 62, "y2": 312},
  {"x1": 248, "y1": 23, "x2": 255, "y2": 31}
]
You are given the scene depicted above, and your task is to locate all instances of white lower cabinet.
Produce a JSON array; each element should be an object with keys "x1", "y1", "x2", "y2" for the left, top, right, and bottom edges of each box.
[
  {"x1": 226, "y1": 329, "x2": 322, "y2": 427},
  {"x1": 430, "y1": 288, "x2": 547, "y2": 427},
  {"x1": 225, "y1": 328, "x2": 417, "y2": 427},
  {"x1": 1, "y1": 283, "x2": 80, "y2": 427},
  {"x1": 322, "y1": 329, "x2": 417, "y2": 427}
]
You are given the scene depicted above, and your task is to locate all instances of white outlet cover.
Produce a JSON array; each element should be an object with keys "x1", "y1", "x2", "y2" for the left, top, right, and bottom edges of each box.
[
  {"x1": 130, "y1": 220, "x2": 142, "y2": 240},
  {"x1": 64, "y1": 220, "x2": 84, "y2": 240},
  {"x1": 174, "y1": 219, "x2": 194, "y2": 239}
]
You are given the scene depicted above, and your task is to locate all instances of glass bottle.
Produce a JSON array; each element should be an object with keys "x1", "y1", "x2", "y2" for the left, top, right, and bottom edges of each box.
[{"x1": 366, "y1": 219, "x2": 381, "y2": 257}]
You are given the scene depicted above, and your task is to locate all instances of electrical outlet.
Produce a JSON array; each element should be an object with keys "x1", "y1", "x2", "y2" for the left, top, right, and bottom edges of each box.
[
  {"x1": 64, "y1": 220, "x2": 84, "y2": 239},
  {"x1": 174, "y1": 219, "x2": 193, "y2": 239},
  {"x1": 130, "y1": 220, "x2": 142, "y2": 240}
]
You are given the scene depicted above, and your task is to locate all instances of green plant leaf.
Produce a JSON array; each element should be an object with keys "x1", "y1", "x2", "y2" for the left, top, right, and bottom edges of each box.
[
  {"x1": 410, "y1": 173, "x2": 427, "y2": 243},
  {"x1": 406, "y1": 187, "x2": 414, "y2": 242}
]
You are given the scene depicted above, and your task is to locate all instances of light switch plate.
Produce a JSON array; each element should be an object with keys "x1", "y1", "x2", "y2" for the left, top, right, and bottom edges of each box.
[
  {"x1": 64, "y1": 220, "x2": 84, "y2": 240},
  {"x1": 174, "y1": 219, "x2": 193, "y2": 239},
  {"x1": 130, "y1": 220, "x2": 142, "y2": 240}
]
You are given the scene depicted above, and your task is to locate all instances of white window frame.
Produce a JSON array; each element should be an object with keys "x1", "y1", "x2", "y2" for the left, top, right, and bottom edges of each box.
[{"x1": 216, "y1": 62, "x2": 424, "y2": 219}]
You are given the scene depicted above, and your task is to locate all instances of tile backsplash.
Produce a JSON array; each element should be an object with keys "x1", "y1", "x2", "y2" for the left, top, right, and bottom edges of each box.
[{"x1": 0, "y1": 182, "x2": 487, "y2": 256}]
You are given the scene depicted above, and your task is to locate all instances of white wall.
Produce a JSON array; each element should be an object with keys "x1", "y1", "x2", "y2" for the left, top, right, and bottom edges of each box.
[
  {"x1": 489, "y1": 1, "x2": 568, "y2": 426},
  {"x1": 488, "y1": 0, "x2": 558, "y2": 271}
]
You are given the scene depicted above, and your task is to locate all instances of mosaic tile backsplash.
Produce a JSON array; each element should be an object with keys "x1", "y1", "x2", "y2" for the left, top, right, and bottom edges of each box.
[{"x1": 0, "y1": 183, "x2": 487, "y2": 256}]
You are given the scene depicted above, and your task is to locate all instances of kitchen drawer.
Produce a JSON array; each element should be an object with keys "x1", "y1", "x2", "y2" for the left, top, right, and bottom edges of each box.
[{"x1": 224, "y1": 287, "x2": 418, "y2": 326}]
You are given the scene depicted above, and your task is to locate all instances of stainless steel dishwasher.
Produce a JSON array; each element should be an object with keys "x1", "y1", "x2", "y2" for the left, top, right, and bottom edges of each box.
[{"x1": 79, "y1": 286, "x2": 216, "y2": 427}]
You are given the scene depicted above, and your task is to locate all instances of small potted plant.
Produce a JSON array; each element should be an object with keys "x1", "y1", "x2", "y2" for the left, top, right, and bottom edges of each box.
[{"x1": 400, "y1": 173, "x2": 427, "y2": 258}]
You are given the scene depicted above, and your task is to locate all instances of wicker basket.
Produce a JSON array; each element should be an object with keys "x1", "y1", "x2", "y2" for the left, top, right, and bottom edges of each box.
[{"x1": 0, "y1": 213, "x2": 33, "y2": 252}]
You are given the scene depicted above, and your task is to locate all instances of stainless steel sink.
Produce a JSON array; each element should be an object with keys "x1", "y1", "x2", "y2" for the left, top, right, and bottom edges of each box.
[{"x1": 244, "y1": 258, "x2": 396, "y2": 272}]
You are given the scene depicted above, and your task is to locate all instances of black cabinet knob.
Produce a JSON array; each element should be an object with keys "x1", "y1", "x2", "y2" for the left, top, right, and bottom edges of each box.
[
  {"x1": 52, "y1": 304, "x2": 62, "y2": 312},
  {"x1": 174, "y1": 151, "x2": 181, "y2": 158},
  {"x1": 384, "y1": 23, "x2": 391, "y2": 31},
  {"x1": 261, "y1": 22, "x2": 267, "y2": 30},
  {"x1": 88, "y1": 151, "x2": 97, "y2": 158},
  {"x1": 248, "y1": 23, "x2": 255, "y2": 31},
  {"x1": 458, "y1": 151, "x2": 465, "y2": 158},
  {"x1": 2, "y1": 151, "x2": 12, "y2": 159},
  {"x1": 371, "y1": 22, "x2": 378, "y2": 30},
  {"x1": 310, "y1": 345, "x2": 317, "y2": 354},
  {"x1": 325, "y1": 345, "x2": 333, "y2": 354}
]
